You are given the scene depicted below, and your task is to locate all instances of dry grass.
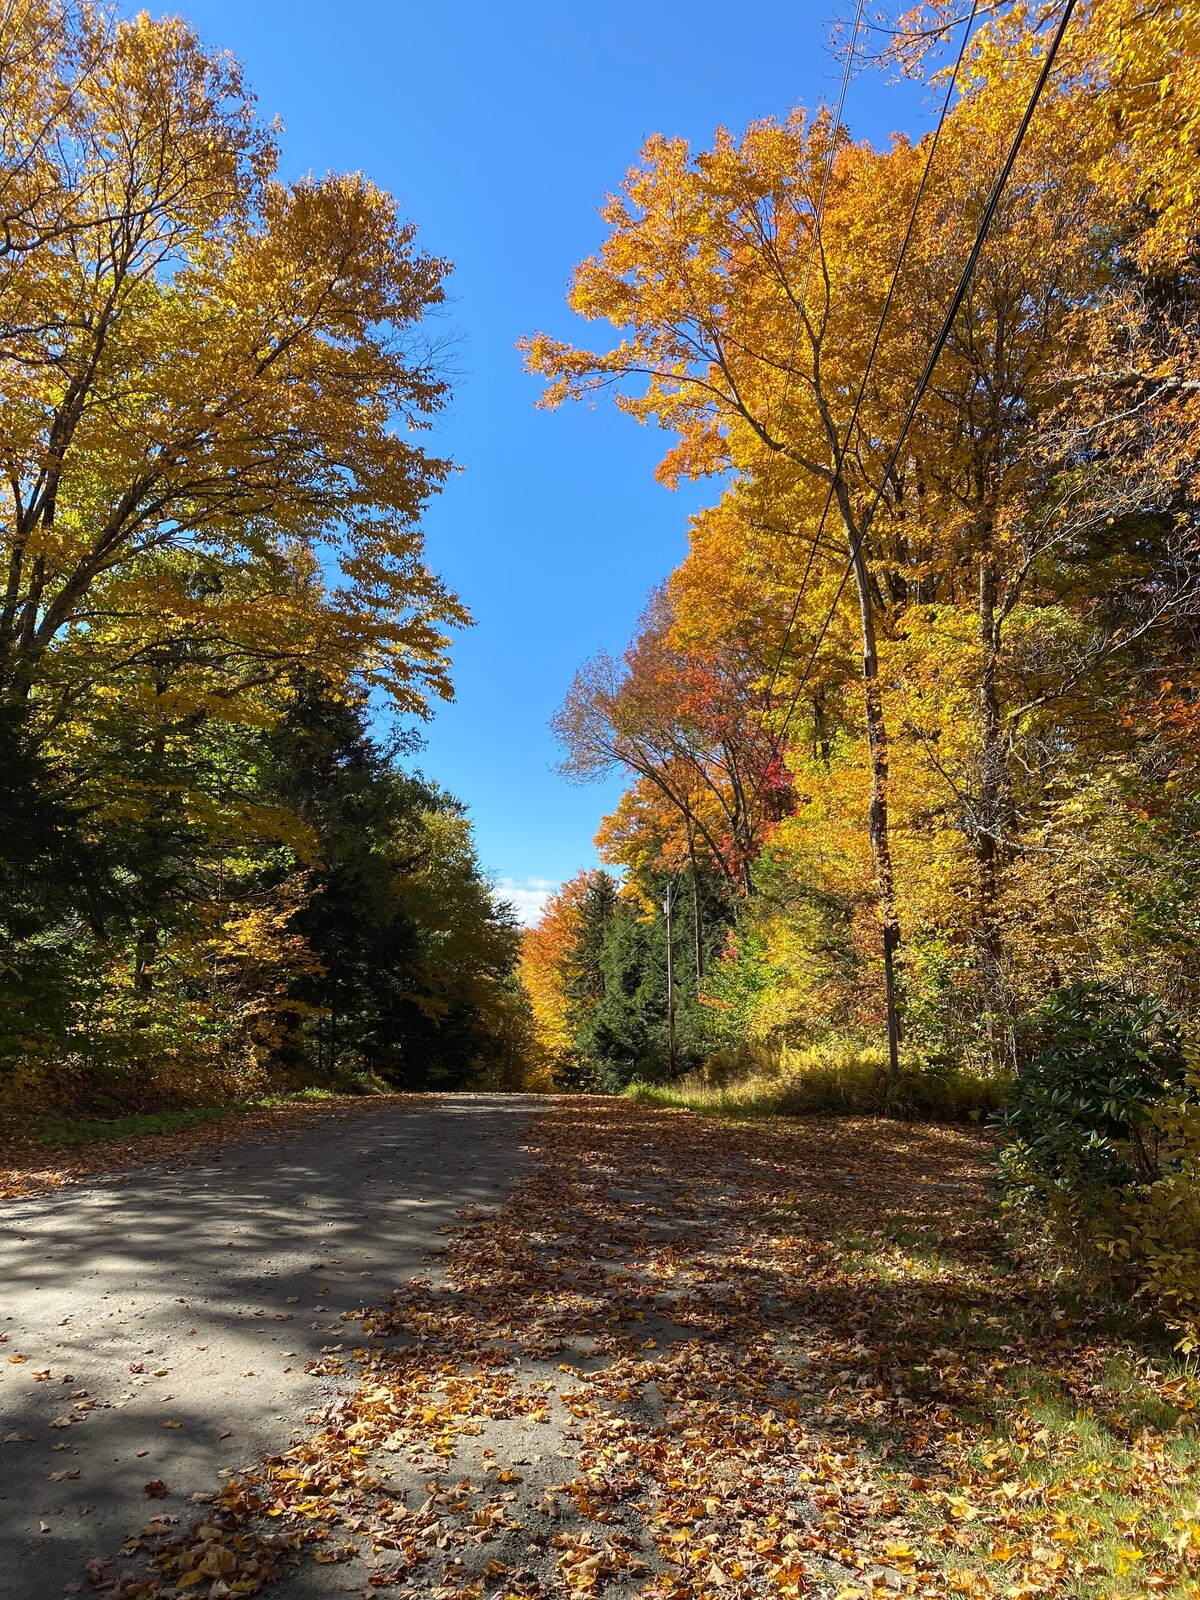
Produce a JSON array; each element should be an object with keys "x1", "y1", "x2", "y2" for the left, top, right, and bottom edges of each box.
[{"x1": 625, "y1": 1043, "x2": 1005, "y2": 1123}]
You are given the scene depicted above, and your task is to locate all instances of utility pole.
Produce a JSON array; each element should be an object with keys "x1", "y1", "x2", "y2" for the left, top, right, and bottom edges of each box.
[
  {"x1": 692, "y1": 871, "x2": 704, "y2": 987},
  {"x1": 663, "y1": 881, "x2": 678, "y2": 1078}
]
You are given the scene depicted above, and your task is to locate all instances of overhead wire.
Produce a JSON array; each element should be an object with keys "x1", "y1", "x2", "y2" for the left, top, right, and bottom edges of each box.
[
  {"x1": 754, "y1": 0, "x2": 1077, "y2": 793},
  {"x1": 757, "y1": 0, "x2": 982, "y2": 718},
  {"x1": 759, "y1": 0, "x2": 868, "y2": 458}
]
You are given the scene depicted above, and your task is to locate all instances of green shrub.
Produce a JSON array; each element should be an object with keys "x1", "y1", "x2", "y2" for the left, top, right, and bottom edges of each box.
[
  {"x1": 997, "y1": 981, "x2": 1188, "y2": 1219},
  {"x1": 1105, "y1": 1072, "x2": 1200, "y2": 1349},
  {"x1": 995, "y1": 982, "x2": 1200, "y2": 1344}
]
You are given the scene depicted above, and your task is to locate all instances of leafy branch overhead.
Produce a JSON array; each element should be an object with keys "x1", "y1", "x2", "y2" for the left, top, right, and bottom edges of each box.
[
  {"x1": 0, "y1": 1, "x2": 527, "y2": 1110},
  {"x1": 0, "y1": 1, "x2": 463, "y2": 722}
]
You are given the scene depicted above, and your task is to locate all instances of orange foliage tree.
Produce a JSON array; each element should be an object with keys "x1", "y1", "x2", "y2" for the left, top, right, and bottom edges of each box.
[{"x1": 527, "y1": 0, "x2": 1200, "y2": 1073}]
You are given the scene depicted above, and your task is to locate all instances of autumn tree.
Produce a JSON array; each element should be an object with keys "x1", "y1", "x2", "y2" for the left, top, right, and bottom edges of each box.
[
  {"x1": 0, "y1": 1, "x2": 462, "y2": 732},
  {"x1": 525, "y1": 108, "x2": 934, "y2": 1074},
  {"x1": 0, "y1": 4, "x2": 540, "y2": 1107},
  {"x1": 556, "y1": 588, "x2": 789, "y2": 898},
  {"x1": 532, "y1": 0, "x2": 1200, "y2": 1077},
  {"x1": 521, "y1": 871, "x2": 592, "y2": 1066}
]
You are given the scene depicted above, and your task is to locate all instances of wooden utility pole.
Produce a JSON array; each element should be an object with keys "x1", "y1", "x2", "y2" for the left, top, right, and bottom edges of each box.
[{"x1": 692, "y1": 871, "x2": 704, "y2": 987}]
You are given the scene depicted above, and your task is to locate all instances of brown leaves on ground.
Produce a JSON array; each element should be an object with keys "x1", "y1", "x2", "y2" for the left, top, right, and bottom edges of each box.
[{"x1": 97, "y1": 1101, "x2": 1200, "y2": 1600}]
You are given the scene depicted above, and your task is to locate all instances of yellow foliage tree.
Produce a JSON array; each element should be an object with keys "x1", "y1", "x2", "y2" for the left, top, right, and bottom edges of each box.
[{"x1": 0, "y1": 1, "x2": 463, "y2": 732}]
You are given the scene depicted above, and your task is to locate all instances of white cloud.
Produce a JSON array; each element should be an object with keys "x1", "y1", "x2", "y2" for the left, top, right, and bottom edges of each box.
[{"x1": 495, "y1": 876, "x2": 559, "y2": 928}]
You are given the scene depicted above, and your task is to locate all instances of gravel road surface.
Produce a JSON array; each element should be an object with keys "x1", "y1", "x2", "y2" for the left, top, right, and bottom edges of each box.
[{"x1": 0, "y1": 1095, "x2": 538, "y2": 1598}]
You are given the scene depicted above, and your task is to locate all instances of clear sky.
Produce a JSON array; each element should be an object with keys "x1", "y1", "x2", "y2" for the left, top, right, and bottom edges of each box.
[{"x1": 153, "y1": 0, "x2": 928, "y2": 923}]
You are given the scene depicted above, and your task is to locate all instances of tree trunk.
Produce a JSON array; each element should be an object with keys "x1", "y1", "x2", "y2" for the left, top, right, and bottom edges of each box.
[
  {"x1": 823, "y1": 451, "x2": 903, "y2": 1083},
  {"x1": 663, "y1": 884, "x2": 678, "y2": 1078},
  {"x1": 684, "y1": 821, "x2": 705, "y2": 986},
  {"x1": 133, "y1": 924, "x2": 158, "y2": 993},
  {"x1": 692, "y1": 869, "x2": 704, "y2": 987},
  {"x1": 850, "y1": 532, "x2": 902, "y2": 1086},
  {"x1": 133, "y1": 713, "x2": 168, "y2": 996},
  {"x1": 976, "y1": 554, "x2": 1011, "y2": 1073}
]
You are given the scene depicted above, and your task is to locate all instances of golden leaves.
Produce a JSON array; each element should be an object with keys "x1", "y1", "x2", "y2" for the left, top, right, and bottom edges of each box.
[
  {"x1": 0, "y1": 3, "x2": 461, "y2": 727},
  {"x1": 89, "y1": 1096, "x2": 1200, "y2": 1598}
]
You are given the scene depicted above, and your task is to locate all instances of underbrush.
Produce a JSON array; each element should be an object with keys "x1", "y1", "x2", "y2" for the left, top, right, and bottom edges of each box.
[
  {"x1": 0, "y1": 1048, "x2": 397, "y2": 1121},
  {"x1": 996, "y1": 981, "x2": 1200, "y2": 1352},
  {"x1": 625, "y1": 1042, "x2": 1004, "y2": 1122},
  {"x1": 15, "y1": 1079, "x2": 384, "y2": 1147},
  {"x1": 32, "y1": 1105, "x2": 246, "y2": 1146},
  {"x1": 0, "y1": 1056, "x2": 395, "y2": 1132},
  {"x1": 27, "y1": 1088, "x2": 356, "y2": 1152}
]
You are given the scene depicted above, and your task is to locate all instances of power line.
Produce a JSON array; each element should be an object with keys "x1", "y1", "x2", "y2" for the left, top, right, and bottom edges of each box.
[
  {"x1": 755, "y1": 0, "x2": 867, "y2": 489},
  {"x1": 758, "y1": 0, "x2": 1077, "y2": 782},
  {"x1": 758, "y1": 0, "x2": 982, "y2": 718}
]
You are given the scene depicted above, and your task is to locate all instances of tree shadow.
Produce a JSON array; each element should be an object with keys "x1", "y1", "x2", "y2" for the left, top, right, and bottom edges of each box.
[{"x1": 0, "y1": 1095, "x2": 540, "y2": 1598}]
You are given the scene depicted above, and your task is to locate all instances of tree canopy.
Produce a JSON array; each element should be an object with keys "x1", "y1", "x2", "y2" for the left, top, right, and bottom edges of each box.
[
  {"x1": 523, "y1": 0, "x2": 1200, "y2": 1087},
  {"x1": 0, "y1": 1, "x2": 528, "y2": 1110}
]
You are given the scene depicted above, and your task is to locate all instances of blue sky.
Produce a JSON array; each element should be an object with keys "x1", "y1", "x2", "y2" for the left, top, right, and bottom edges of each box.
[{"x1": 161, "y1": 0, "x2": 928, "y2": 924}]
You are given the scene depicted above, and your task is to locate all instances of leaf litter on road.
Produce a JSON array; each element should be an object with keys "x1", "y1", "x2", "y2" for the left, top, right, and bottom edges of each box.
[{"x1": 88, "y1": 1101, "x2": 1200, "y2": 1599}]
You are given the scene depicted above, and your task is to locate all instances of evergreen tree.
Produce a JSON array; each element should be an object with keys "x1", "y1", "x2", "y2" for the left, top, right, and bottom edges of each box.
[{"x1": 266, "y1": 687, "x2": 522, "y2": 1091}]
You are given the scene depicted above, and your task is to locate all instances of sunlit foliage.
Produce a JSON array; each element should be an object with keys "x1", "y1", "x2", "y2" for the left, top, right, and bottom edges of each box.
[
  {"x1": 525, "y1": 0, "x2": 1200, "y2": 1081},
  {"x1": 0, "y1": 2, "x2": 522, "y2": 1106}
]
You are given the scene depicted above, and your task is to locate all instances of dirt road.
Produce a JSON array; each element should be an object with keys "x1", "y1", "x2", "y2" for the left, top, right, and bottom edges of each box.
[{"x1": 0, "y1": 1095, "x2": 538, "y2": 1598}]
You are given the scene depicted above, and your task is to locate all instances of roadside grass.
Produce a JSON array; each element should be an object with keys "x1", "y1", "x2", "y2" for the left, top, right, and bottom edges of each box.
[
  {"x1": 881, "y1": 1367, "x2": 1200, "y2": 1597},
  {"x1": 28, "y1": 1086, "x2": 354, "y2": 1146},
  {"x1": 999, "y1": 1367, "x2": 1200, "y2": 1572},
  {"x1": 25, "y1": 1077, "x2": 391, "y2": 1147},
  {"x1": 821, "y1": 1214, "x2": 1200, "y2": 1596},
  {"x1": 936, "y1": 1363, "x2": 1200, "y2": 1596},
  {"x1": 0, "y1": 1080, "x2": 400, "y2": 1200},
  {"x1": 625, "y1": 1044, "x2": 1005, "y2": 1123},
  {"x1": 33, "y1": 1105, "x2": 245, "y2": 1145}
]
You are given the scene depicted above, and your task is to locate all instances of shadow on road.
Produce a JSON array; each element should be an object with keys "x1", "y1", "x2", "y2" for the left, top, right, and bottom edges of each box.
[{"x1": 0, "y1": 1095, "x2": 541, "y2": 1598}]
